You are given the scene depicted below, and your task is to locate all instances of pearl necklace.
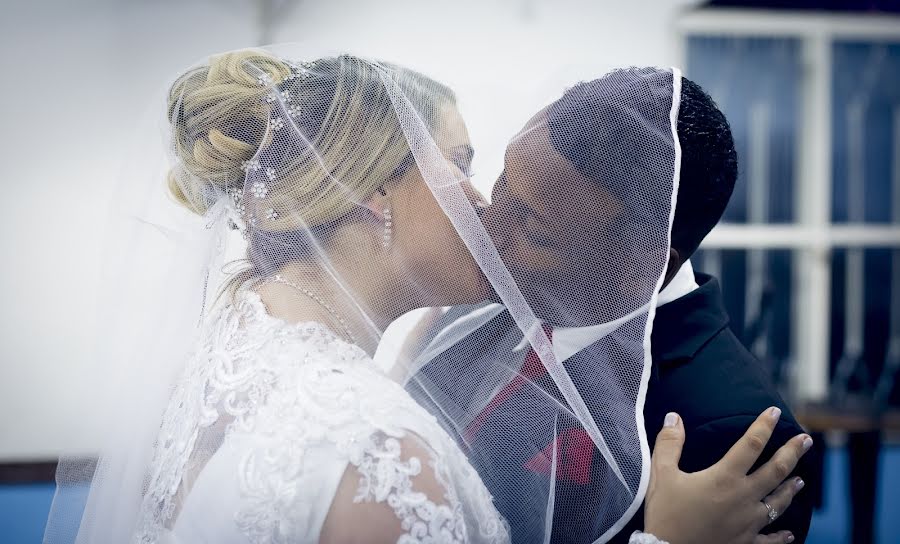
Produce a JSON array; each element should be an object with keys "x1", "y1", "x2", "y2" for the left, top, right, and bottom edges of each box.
[{"x1": 267, "y1": 274, "x2": 357, "y2": 345}]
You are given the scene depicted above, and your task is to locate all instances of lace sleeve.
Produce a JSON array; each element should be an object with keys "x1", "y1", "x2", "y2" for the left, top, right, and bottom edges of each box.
[
  {"x1": 629, "y1": 531, "x2": 669, "y2": 544},
  {"x1": 319, "y1": 433, "x2": 467, "y2": 543}
]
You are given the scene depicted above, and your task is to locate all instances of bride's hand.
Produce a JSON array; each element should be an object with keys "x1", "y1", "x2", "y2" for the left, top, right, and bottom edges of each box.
[{"x1": 644, "y1": 408, "x2": 812, "y2": 544}]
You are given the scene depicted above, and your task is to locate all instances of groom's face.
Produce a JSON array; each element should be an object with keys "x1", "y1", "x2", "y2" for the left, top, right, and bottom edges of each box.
[{"x1": 481, "y1": 111, "x2": 627, "y2": 326}]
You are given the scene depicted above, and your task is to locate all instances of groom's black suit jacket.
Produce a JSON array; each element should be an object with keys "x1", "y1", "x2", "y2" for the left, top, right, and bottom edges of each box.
[
  {"x1": 410, "y1": 273, "x2": 814, "y2": 543},
  {"x1": 608, "y1": 273, "x2": 814, "y2": 543}
]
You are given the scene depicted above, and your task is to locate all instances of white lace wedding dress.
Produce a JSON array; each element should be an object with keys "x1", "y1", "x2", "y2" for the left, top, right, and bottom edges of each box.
[
  {"x1": 132, "y1": 290, "x2": 510, "y2": 543},
  {"x1": 130, "y1": 289, "x2": 664, "y2": 544}
]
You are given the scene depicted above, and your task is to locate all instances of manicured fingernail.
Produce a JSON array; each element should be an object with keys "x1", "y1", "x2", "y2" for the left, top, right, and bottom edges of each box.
[
  {"x1": 769, "y1": 406, "x2": 782, "y2": 422},
  {"x1": 664, "y1": 412, "x2": 678, "y2": 427},
  {"x1": 786, "y1": 533, "x2": 795, "y2": 543},
  {"x1": 794, "y1": 477, "x2": 805, "y2": 491},
  {"x1": 802, "y1": 435, "x2": 813, "y2": 452}
]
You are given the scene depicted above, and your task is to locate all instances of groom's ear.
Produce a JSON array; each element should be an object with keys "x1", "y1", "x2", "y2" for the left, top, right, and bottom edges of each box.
[{"x1": 661, "y1": 248, "x2": 683, "y2": 289}]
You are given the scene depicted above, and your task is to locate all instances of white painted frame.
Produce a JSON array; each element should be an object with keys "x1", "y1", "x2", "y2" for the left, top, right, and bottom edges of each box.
[{"x1": 674, "y1": 8, "x2": 900, "y2": 401}]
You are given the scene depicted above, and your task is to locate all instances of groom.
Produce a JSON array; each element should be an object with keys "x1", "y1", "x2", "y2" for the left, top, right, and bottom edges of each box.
[{"x1": 406, "y1": 70, "x2": 815, "y2": 543}]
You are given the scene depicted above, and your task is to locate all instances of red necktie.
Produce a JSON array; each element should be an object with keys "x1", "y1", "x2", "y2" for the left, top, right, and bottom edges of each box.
[{"x1": 463, "y1": 325, "x2": 594, "y2": 485}]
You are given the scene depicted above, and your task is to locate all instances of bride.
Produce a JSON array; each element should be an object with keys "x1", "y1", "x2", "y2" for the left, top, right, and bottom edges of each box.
[{"x1": 45, "y1": 49, "x2": 807, "y2": 544}]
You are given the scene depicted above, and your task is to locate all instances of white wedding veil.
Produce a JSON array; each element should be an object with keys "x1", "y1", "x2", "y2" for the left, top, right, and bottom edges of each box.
[
  {"x1": 403, "y1": 67, "x2": 683, "y2": 542},
  {"x1": 43, "y1": 44, "x2": 682, "y2": 544}
]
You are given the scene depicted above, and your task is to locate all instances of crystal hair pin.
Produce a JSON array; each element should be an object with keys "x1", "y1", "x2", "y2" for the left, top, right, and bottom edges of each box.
[
  {"x1": 284, "y1": 60, "x2": 314, "y2": 81},
  {"x1": 226, "y1": 187, "x2": 242, "y2": 205},
  {"x1": 240, "y1": 159, "x2": 261, "y2": 172},
  {"x1": 250, "y1": 181, "x2": 268, "y2": 199}
]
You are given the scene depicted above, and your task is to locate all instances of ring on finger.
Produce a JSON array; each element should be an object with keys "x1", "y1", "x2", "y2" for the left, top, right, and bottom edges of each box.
[{"x1": 763, "y1": 501, "x2": 779, "y2": 524}]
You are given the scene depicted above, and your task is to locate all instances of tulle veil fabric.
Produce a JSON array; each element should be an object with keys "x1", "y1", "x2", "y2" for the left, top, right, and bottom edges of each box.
[{"x1": 43, "y1": 44, "x2": 682, "y2": 543}]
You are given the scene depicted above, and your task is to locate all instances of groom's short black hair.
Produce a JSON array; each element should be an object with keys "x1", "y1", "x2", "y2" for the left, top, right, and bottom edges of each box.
[{"x1": 546, "y1": 70, "x2": 737, "y2": 259}]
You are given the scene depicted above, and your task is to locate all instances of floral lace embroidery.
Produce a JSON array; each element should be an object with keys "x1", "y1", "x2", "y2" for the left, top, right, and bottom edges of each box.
[
  {"x1": 134, "y1": 291, "x2": 508, "y2": 544},
  {"x1": 354, "y1": 437, "x2": 466, "y2": 544},
  {"x1": 133, "y1": 291, "x2": 370, "y2": 542},
  {"x1": 628, "y1": 532, "x2": 669, "y2": 544}
]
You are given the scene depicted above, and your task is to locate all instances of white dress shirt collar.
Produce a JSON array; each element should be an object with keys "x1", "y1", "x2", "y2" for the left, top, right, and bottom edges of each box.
[{"x1": 547, "y1": 260, "x2": 699, "y2": 362}]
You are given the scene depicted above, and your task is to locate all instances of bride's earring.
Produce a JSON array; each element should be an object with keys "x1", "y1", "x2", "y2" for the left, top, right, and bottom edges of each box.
[
  {"x1": 382, "y1": 205, "x2": 392, "y2": 248},
  {"x1": 377, "y1": 187, "x2": 392, "y2": 249}
]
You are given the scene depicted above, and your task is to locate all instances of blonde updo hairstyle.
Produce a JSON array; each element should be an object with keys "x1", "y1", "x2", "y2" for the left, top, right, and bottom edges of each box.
[{"x1": 166, "y1": 49, "x2": 455, "y2": 278}]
